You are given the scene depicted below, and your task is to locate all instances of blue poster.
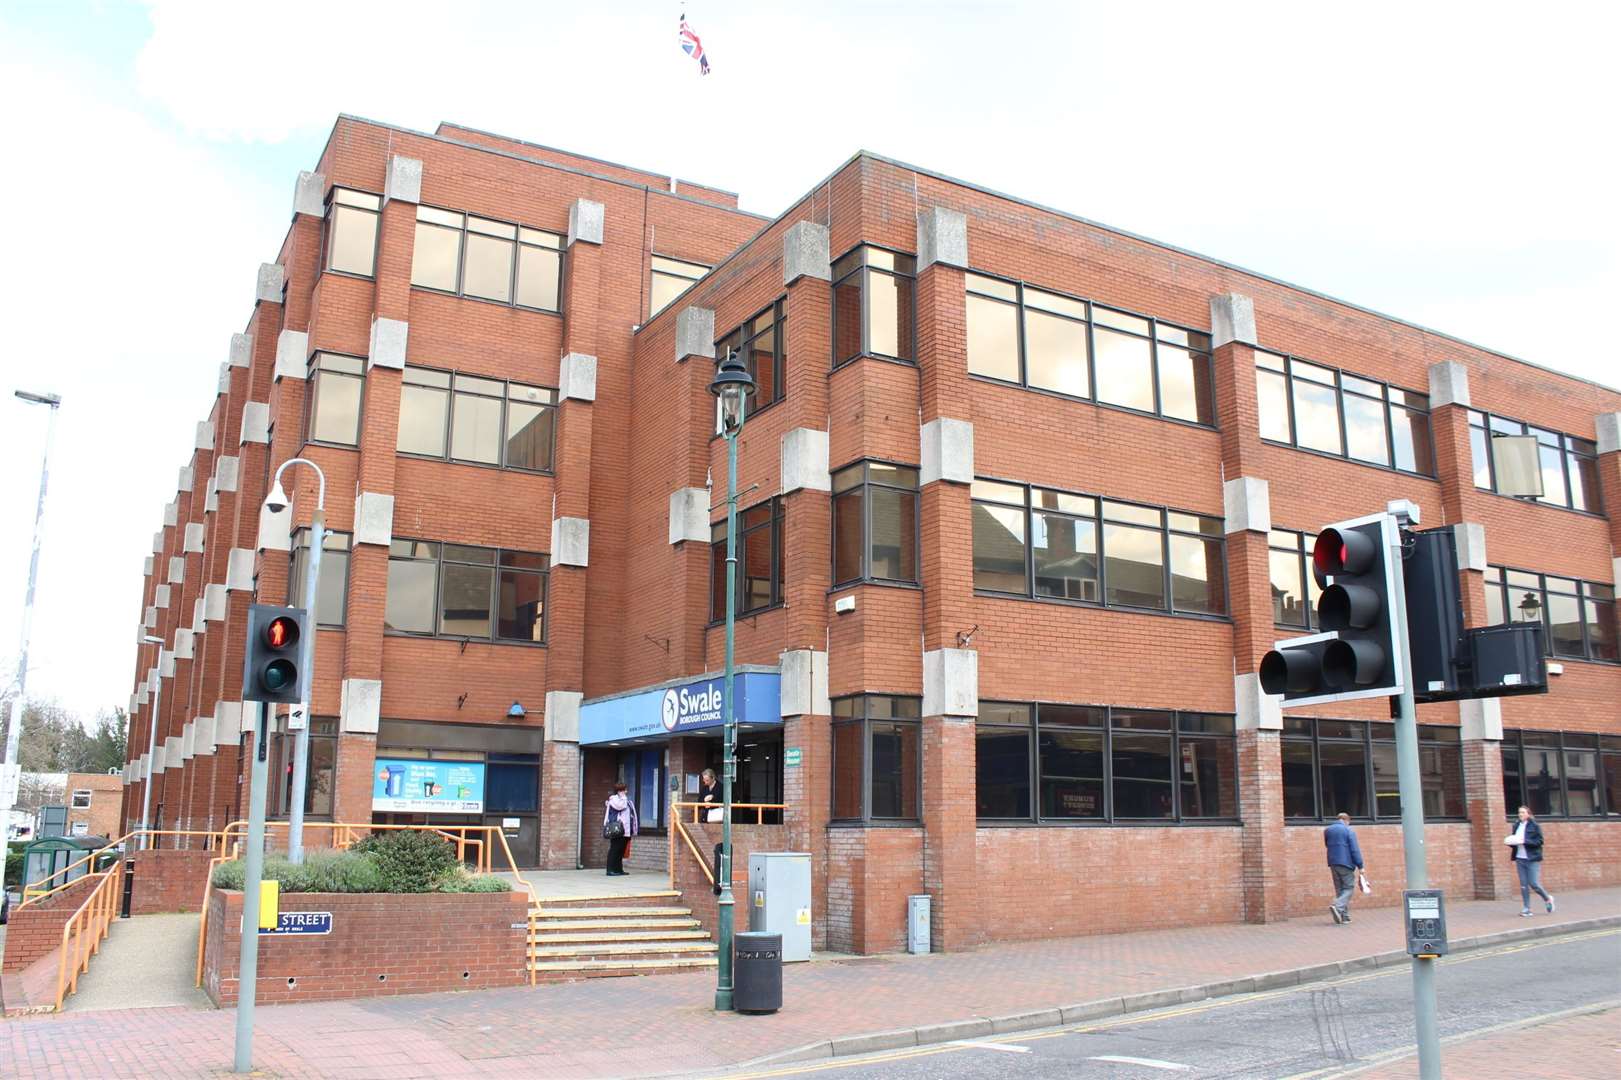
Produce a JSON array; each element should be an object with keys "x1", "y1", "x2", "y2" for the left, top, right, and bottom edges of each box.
[{"x1": 372, "y1": 758, "x2": 485, "y2": 813}]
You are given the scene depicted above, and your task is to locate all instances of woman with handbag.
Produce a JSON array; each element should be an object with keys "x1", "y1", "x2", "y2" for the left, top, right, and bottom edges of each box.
[
  {"x1": 603, "y1": 782, "x2": 639, "y2": 876},
  {"x1": 699, "y1": 768, "x2": 723, "y2": 823},
  {"x1": 1504, "y1": 805, "x2": 1554, "y2": 916}
]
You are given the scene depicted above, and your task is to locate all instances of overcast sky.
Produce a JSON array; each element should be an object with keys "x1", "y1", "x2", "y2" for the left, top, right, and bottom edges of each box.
[{"x1": 1, "y1": 0, "x2": 1617, "y2": 723}]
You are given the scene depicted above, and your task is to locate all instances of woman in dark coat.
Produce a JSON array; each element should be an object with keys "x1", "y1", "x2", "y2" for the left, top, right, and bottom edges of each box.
[{"x1": 1504, "y1": 804, "x2": 1553, "y2": 916}]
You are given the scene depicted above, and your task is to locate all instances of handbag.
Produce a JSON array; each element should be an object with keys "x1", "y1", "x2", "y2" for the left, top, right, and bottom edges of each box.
[
  {"x1": 1358, "y1": 872, "x2": 1372, "y2": 895},
  {"x1": 706, "y1": 807, "x2": 724, "y2": 824},
  {"x1": 603, "y1": 811, "x2": 625, "y2": 840}
]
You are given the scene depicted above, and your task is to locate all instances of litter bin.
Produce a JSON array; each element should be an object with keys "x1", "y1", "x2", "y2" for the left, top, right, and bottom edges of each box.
[{"x1": 733, "y1": 931, "x2": 782, "y2": 1014}]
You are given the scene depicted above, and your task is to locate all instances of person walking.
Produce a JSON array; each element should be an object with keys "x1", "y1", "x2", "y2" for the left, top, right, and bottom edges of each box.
[
  {"x1": 603, "y1": 782, "x2": 639, "y2": 877},
  {"x1": 1505, "y1": 804, "x2": 1554, "y2": 916},
  {"x1": 1324, "y1": 811, "x2": 1364, "y2": 924}
]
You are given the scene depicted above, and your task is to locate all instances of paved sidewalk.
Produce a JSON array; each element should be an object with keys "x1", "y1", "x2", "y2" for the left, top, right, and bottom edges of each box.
[
  {"x1": 2, "y1": 887, "x2": 1617, "y2": 1079},
  {"x1": 1350, "y1": 1002, "x2": 1620, "y2": 1079}
]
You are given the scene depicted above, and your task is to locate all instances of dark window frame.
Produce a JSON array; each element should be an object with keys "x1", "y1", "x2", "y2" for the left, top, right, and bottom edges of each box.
[
  {"x1": 970, "y1": 477, "x2": 1228, "y2": 620},
  {"x1": 269, "y1": 715, "x2": 339, "y2": 821},
  {"x1": 714, "y1": 298, "x2": 788, "y2": 425},
  {"x1": 397, "y1": 364, "x2": 558, "y2": 474},
  {"x1": 831, "y1": 245, "x2": 917, "y2": 369},
  {"x1": 708, "y1": 496, "x2": 786, "y2": 623},
  {"x1": 829, "y1": 694, "x2": 923, "y2": 824},
  {"x1": 1500, "y1": 729, "x2": 1620, "y2": 819},
  {"x1": 965, "y1": 269, "x2": 1218, "y2": 429},
  {"x1": 1254, "y1": 350, "x2": 1436, "y2": 478},
  {"x1": 322, "y1": 188, "x2": 382, "y2": 280},
  {"x1": 831, "y1": 459, "x2": 921, "y2": 588},
  {"x1": 289, "y1": 528, "x2": 353, "y2": 629},
  {"x1": 1269, "y1": 528, "x2": 1321, "y2": 630},
  {"x1": 1281, "y1": 719, "x2": 1467, "y2": 823},
  {"x1": 649, "y1": 254, "x2": 708, "y2": 318},
  {"x1": 384, "y1": 539, "x2": 548, "y2": 646},
  {"x1": 1467, "y1": 409, "x2": 1603, "y2": 515},
  {"x1": 409, "y1": 203, "x2": 564, "y2": 314},
  {"x1": 1483, "y1": 564, "x2": 1618, "y2": 665},
  {"x1": 303, "y1": 352, "x2": 366, "y2": 448}
]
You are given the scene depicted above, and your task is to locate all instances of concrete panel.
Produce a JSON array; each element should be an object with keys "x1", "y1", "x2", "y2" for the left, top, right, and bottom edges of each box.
[
  {"x1": 204, "y1": 583, "x2": 228, "y2": 622},
  {"x1": 668, "y1": 487, "x2": 710, "y2": 545},
  {"x1": 184, "y1": 522, "x2": 205, "y2": 554},
  {"x1": 163, "y1": 500, "x2": 178, "y2": 527},
  {"x1": 216, "y1": 455, "x2": 240, "y2": 493},
  {"x1": 143, "y1": 555, "x2": 154, "y2": 577},
  {"x1": 1234, "y1": 672, "x2": 1283, "y2": 731},
  {"x1": 292, "y1": 170, "x2": 326, "y2": 217},
  {"x1": 275, "y1": 329, "x2": 310, "y2": 381},
  {"x1": 384, "y1": 155, "x2": 422, "y2": 204},
  {"x1": 1223, "y1": 476, "x2": 1272, "y2": 534},
  {"x1": 544, "y1": 690, "x2": 582, "y2": 743},
  {"x1": 920, "y1": 417, "x2": 973, "y2": 485},
  {"x1": 780, "y1": 428, "x2": 831, "y2": 494},
  {"x1": 354, "y1": 491, "x2": 395, "y2": 547},
  {"x1": 218, "y1": 362, "x2": 232, "y2": 394},
  {"x1": 567, "y1": 198, "x2": 605, "y2": 246},
  {"x1": 783, "y1": 220, "x2": 832, "y2": 285},
  {"x1": 916, "y1": 206, "x2": 968, "y2": 271},
  {"x1": 780, "y1": 649, "x2": 831, "y2": 717},
  {"x1": 1453, "y1": 522, "x2": 1487, "y2": 573},
  {"x1": 676, "y1": 306, "x2": 716, "y2": 362},
  {"x1": 255, "y1": 262, "x2": 285, "y2": 304},
  {"x1": 341, "y1": 678, "x2": 383, "y2": 734},
  {"x1": 196, "y1": 420, "x2": 215, "y2": 451},
  {"x1": 215, "y1": 701, "x2": 242, "y2": 745},
  {"x1": 154, "y1": 584, "x2": 171, "y2": 610},
  {"x1": 1428, "y1": 361, "x2": 1471, "y2": 408},
  {"x1": 559, "y1": 352, "x2": 598, "y2": 402},
  {"x1": 367, "y1": 316, "x2": 409, "y2": 370},
  {"x1": 1460, "y1": 698, "x2": 1503, "y2": 741},
  {"x1": 227, "y1": 548, "x2": 255, "y2": 591},
  {"x1": 178, "y1": 465, "x2": 195, "y2": 492},
  {"x1": 191, "y1": 598, "x2": 206, "y2": 635},
  {"x1": 258, "y1": 504, "x2": 292, "y2": 552},
  {"x1": 1597, "y1": 412, "x2": 1621, "y2": 455},
  {"x1": 174, "y1": 628, "x2": 195, "y2": 661},
  {"x1": 205, "y1": 479, "x2": 219, "y2": 514},
  {"x1": 152, "y1": 530, "x2": 164, "y2": 554},
  {"x1": 168, "y1": 556, "x2": 185, "y2": 585},
  {"x1": 1210, "y1": 292, "x2": 1258, "y2": 348},
  {"x1": 229, "y1": 332, "x2": 253, "y2": 368},
  {"x1": 164, "y1": 736, "x2": 183, "y2": 770},
  {"x1": 240, "y1": 402, "x2": 271, "y2": 444},
  {"x1": 551, "y1": 516, "x2": 590, "y2": 567},
  {"x1": 922, "y1": 648, "x2": 978, "y2": 717},
  {"x1": 159, "y1": 649, "x2": 176, "y2": 678},
  {"x1": 181, "y1": 721, "x2": 196, "y2": 760}
]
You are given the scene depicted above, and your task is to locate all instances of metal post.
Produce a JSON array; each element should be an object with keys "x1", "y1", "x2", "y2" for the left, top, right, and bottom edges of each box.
[
  {"x1": 234, "y1": 701, "x2": 271, "y2": 1073},
  {"x1": 1, "y1": 396, "x2": 59, "y2": 846},
  {"x1": 1386, "y1": 506, "x2": 1442, "y2": 1079},
  {"x1": 286, "y1": 507, "x2": 324, "y2": 864},
  {"x1": 715, "y1": 425, "x2": 740, "y2": 1013},
  {"x1": 138, "y1": 668, "x2": 162, "y2": 849}
]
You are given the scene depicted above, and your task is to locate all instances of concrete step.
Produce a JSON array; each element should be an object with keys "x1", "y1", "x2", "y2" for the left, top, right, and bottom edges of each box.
[
  {"x1": 528, "y1": 916, "x2": 703, "y2": 933},
  {"x1": 531, "y1": 906, "x2": 693, "y2": 920},
  {"x1": 531, "y1": 929, "x2": 713, "y2": 944},
  {"x1": 528, "y1": 956, "x2": 719, "y2": 981},
  {"x1": 530, "y1": 940, "x2": 717, "y2": 959},
  {"x1": 528, "y1": 890, "x2": 681, "y2": 910}
]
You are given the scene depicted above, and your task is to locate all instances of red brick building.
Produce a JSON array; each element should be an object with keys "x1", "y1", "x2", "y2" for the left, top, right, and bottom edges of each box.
[{"x1": 121, "y1": 114, "x2": 1621, "y2": 952}]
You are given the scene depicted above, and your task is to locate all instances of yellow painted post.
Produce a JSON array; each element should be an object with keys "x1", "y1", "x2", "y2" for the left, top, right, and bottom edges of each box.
[{"x1": 259, "y1": 880, "x2": 279, "y2": 930}]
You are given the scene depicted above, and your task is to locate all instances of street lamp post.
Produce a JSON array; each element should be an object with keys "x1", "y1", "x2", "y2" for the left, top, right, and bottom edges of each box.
[
  {"x1": 708, "y1": 349, "x2": 756, "y2": 1013},
  {"x1": 137, "y1": 633, "x2": 164, "y2": 847},
  {"x1": 1, "y1": 390, "x2": 61, "y2": 851},
  {"x1": 264, "y1": 458, "x2": 326, "y2": 864}
]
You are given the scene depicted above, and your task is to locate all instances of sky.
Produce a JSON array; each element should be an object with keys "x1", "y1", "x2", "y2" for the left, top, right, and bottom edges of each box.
[{"x1": 0, "y1": 0, "x2": 1617, "y2": 724}]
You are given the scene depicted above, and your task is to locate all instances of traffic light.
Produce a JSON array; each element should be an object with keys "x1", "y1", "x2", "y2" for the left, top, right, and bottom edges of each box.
[
  {"x1": 242, "y1": 603, "x2": 308, "y2": 704},
  {"x1": 1259, "y1": 513, "x2": 1405, "y2": 705}
]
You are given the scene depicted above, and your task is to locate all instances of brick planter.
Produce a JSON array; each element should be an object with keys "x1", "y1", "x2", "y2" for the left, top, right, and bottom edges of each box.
[
  {"x1": 130, "y1": 849, "x2": 217, "y2": 914},
  {"x1": 203, "y1": 888, "x2": 530, "y2": 1005}
]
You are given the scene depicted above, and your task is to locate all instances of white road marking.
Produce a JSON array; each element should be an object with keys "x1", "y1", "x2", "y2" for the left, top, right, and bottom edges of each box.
[
  {"x1": 1089, "y1": 1055, "x2": 1192, "y2": 1070},
  {"x1": 948, "y1": 1040, "x2": 1030, "y2": 1053}
]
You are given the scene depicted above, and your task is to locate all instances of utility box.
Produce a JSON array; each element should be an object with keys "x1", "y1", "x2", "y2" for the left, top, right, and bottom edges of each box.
[
  {"x1": 747, "y1": 852, "x2": 811, "y2": 962},
  {"x1": 908, "y1": 894, "x2": 931, "y2": 955},
  {"x1": 1404, "y1": 889, "x2": 1448, "y2": 957}
]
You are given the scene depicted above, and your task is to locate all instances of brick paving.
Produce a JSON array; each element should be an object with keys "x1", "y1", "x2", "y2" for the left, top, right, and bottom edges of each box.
[
  {"x1": 2, "y1": 886, "x2": 1617, "y2": 1079},
  {"x1": 1353, "y1": 1005, "x2": 1620, "y2": 1079}
]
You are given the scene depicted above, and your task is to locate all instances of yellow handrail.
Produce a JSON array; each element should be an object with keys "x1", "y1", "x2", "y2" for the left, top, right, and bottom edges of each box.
[
  {"x1": 666, "y1": 802, "x2": 785, "y2": 890},
  {"x1": 53, "y1": 859, "x2": 123, "y2": 1010},
  {"x1": 20, "y1": 828, "x2": 224, "y2": 905}
]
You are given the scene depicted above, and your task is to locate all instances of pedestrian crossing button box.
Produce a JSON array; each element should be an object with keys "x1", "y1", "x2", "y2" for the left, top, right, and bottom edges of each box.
[{"x1": 1404, "y1": 889, "x2": 1448, "y2": 957}]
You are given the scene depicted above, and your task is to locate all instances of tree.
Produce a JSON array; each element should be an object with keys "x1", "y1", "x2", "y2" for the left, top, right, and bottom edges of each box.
[
  {"x1": 86, "y1": 709, "x2": 128, "y2": 775},
  {"x1": 0, "y1": 698, "x2": 122, "y2": 773}
]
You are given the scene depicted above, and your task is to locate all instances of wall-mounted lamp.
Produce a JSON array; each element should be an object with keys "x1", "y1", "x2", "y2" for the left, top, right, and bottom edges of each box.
[{"x1": 507, "y1": 701, "x2": 527, "y2": 719}]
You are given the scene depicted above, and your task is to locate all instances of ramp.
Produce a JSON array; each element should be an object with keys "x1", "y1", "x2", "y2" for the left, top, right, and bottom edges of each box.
[{"x1": 63, "y1": 913, "x2": 210, "y2": 1012}]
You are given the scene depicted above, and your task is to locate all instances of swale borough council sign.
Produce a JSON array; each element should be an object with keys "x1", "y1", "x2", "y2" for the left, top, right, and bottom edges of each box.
[{"x1": 662, "y1": 680, "x2": 725, "y2": 732}]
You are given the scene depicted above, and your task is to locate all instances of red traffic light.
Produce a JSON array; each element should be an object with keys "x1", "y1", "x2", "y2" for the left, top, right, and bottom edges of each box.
[
  {"x1": 1312, "y1": 526, "x2": 1377, "y2": 585},
  {"x1": 264, "y1": 616, "x2": 299, "y2": 651}
]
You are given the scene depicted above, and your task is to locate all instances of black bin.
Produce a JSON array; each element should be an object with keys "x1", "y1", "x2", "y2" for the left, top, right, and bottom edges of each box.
[{"x1": 733, "y1": 931, "x2": 782, "y2": 1014}]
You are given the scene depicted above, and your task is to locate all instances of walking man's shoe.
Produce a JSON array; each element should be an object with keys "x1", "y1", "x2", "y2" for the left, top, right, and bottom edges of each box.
[
  {"x1": 1546, "y1": 896, "x2": 1555, "y2": 913},
  {"x1": 1329, "y1": 904, "x2": 1344, "y2": 924}
]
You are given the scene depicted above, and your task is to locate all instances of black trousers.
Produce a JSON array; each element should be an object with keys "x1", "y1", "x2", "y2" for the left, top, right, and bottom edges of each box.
[{"x1": 606, "y1": 835, "x2": 630, "y2": 874}]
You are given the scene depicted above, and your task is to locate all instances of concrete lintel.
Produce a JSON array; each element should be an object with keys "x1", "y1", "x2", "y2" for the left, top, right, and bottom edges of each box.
[
  {"x1": 780, "y1": 428, "x2": 831, "y2": 494},
  {"x1": 782, "y1": 220, "x2": 832, "y2": 285},
  {"x1": 215, "y1": 455, "x2": 240, "y2": 494},
  {"x1": 559, "y1": 352, "x2": 598, "y2": 402},
  {"x1": 923, "y1": 648, "x2": 979, "y2": 717},
  {"x1": 178, "y1": 465, "x2": 195, "y2": 492},
  {"x1": 216, "y1": 701, "x2": 243, "y2": 744},
  {"x1": 1459, "y1": 698, "x2": 1503, "y2": 741},
  {"x1": 191, "y1": 717, "x2": 214, "y2": 758},
  {"x1": 204, "y1": 582, "x2": 228, "y2": 622},
  {"x1": 676, "y1": 306, "x2": 716, "y2": 362},
  {"x1": 1427, "y1": 361, "x2": 1471, "y2": 408},
  {"x1": 1453, "y1": 522, "x2": 1487, "y2": 573},
  {"x1": 920, "y1": 417, "x2": 973, "y2": 485},
  {"x1": 384, "y1": 155, "x2": 422, "y2": 205},
  {"x1": 292, "y1": 170, "x2": 327, "y2": 217},
  {"x1": 916, "y1": 206, "x2": 968, "y2": 271},
  {"x1": 274, "y1": 329, "x2": 310, "y2": 381},
  {"x1": 258, "y1": 504, "x2": 292, "y2": 553},
  {"x1": 226, "y1": 548, "x2": 256, "y2": 591},
  {"x1": 668, "y1": 487, "x2": 710, "y2": 545},
  {"x1": 229, "y1": 332, "x2": 253, "y2": 368},
  {"x1": 1234, "y1": 672, "x2": 1283, "y2": 731},
  {"x1": 780, "y1": 649, "x2": 831, "y2": 717},
  {"x1": 196, "y1": 420, "x2": 215, "y2": 451},
  {"x1": 159, "y1": 649, "x2": 176, "y2": 678},
  {"x1": 143, "y1": 605, "x2": 157, "y2": 629},
  {"x1": 1210, "y1": 292, "x2": 1257, "y2": 348},
  {"x1": 163, "y1": 500, "x2": 178, "y2": 528},
  {"x1": 217, "y1": 361, "x2": 232, "y2": 395},
  {"x1": 255, "y1": 262, "x2": 285, "y2": 304},
  {"x1": 143, "y1": 555, "x2": 154, "y2": 578},
  {"x1": 353, "y1": 491, "x2": 395, "y2": 547},
  {"x1": 184, "y1": 522, "x2": 205, "y2": 554},
  {"x1": 367, "y1": 316, "x2": 409, "y2": 370},
  {"x1": 551, "y1": 516, "x2": 590, "y2": 568},
  {"x1": 567, "y1": 198, "x2": 605, "y2": 246},
  {"x1": 153, "y1": 584, "x2": 171, "y2": 610},
  {"x1": 174, "y1": 628, "x2": 194, "y2": 661},
  {"x1": 240, "y1": 402, "x2": 271, "y2": 444},
  {"x1": 152, "y1": 530, "x2": 164, "y2": 554},
  {"x1": 341, "y1": 678, "x2": 383, "y2": 734},
  {"x1": 1596, "y1": 412, "x2": 1621, "y2": 455},
  {"x1": 167, "y1": 556, "x2": 185, "y2": 585},
  {"x1": 1223, "y1": 476, "x2": 1272, "y2": 535},
  {"x1": 544, "y1": 690, "x2": 583, "y2": 743}
]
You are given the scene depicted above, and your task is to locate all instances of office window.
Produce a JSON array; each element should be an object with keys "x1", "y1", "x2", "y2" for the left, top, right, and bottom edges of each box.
[
  {"x1": 1283, "y1": 719, "x2": 1465, "y2": 822},
  {"x1": 325, "y1": 188, "x2": 381, "y2": 277},
  {"x1": 832, "y1": 462, "x2": 919, "y2": 586},
  {"x1": 1482, "y1": 565, "x2": 1618, "y2": 664},
  {"x1": 714, "y1": 299, "x2": 787, "y2": 422},
  {"x1": 410, "y1": 205, "x2": 563, "y2": 311},
  {"x1": 305, "y1": 353, "x2": 365, "y2": 446},
  {"x1": 831, "y1": 247, "x2": 915, "y2": 367},
  {"x1": 1269, "y1": 529, "x2": 1322, "y2": 629},
  {"x1": 650, "y1": 255, "x2": 707, "y2": 317},
  {"x1": 1469, "y1": 410, "x2": 1601, "y2": 512},
  {"x1": 385, "y1": 540, "x2": 546, "y2": 643},
  {"x1": 1255, "y1": 350, "x2": 1434, "y2": 476},
  {"x1": 830, "y1": 695, "x2": 921, "y2": 822},
  {"x1": 289, "y1": 530, "x2": 352, "y2": 628},
  {"x1": 971, "y1": 480, "x2": 1224, "y2": 618},
  {"x1": 966, "y1": 273, "x2": 1211, "y2": 424},
  {"x1": 398, "y1": 366, "x2": 556, "y2": 472},
  {"x1": 70, "y1": 789, "x2": 92, "y2": 809},
  {"x1": 1500, "y1": 729, "x2": 1620, "y2": 819},
  {"x1": 710, "y1": 498, "x2": 784, "y2": 621},
  {"x1": 1603, "y1": 736, "x2": 1621, "y2": 818},
  {"x1": 977, "y1": 704, "x2": 1236, "y2": 823},
  {"x1": 272, "y1": 717, "x2": 337, "y2": 818}
]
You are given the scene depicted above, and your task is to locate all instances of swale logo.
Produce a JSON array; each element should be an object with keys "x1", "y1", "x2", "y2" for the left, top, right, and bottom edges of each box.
[
  {"x1": 661, "y1": 681, "x2": 725, "y2": 732},
  {"x1": 661, "y1": 688, "x2": 680, "y2": 731}
]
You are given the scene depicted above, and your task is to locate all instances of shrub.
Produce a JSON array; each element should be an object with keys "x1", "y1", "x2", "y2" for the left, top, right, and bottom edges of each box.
[
  {"x1": 210, "y1": 851, "x2": 384, "y2": 894},
  {"x1": 439, "y1": 872, "x2": 512, "y2": 894},
  {"x1": 5, "y1": 847, "x2": 23, "y2": 889},
  {"x1": 348, "y1": 830, "x2": 458, "y2": 893}
]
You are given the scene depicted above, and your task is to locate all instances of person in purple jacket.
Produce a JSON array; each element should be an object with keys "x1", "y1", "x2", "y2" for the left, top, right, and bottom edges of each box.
[
  {"x1": 603, "y1": 782, "x2": 639, "y2": 877},
  {"x1": 1324, "y1": 811, "x2": 1365, "y2": 924}
]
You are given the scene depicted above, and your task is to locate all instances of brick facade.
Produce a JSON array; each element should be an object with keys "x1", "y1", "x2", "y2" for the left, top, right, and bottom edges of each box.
[{"x1": 122, "y1": 117, "x2": 1621, "y2": 954}]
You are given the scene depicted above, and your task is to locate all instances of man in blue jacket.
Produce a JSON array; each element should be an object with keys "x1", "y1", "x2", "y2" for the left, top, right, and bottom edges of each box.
[{"x1": 1324, "y1": 812, "x2": 1364, "y2": 924}]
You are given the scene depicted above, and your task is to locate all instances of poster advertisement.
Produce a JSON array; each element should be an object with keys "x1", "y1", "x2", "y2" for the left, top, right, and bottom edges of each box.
[{"x1": 371, "y1": 758, "x2": 485, "y2": 814}]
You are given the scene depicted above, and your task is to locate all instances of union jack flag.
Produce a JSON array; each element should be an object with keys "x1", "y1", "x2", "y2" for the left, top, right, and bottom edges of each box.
[{"x1": 679, "y1": 12, "x2": 710, "y2": 75}]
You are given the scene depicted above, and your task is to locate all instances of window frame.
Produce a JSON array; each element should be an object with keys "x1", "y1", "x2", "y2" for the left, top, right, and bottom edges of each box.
[
  {"x1": 831, "y1": 245, "x2": 917, "y2": 369},
  {"x1": 709, "y1": 496, "x2": 786, "y2": 623},
  {"x1": 829, "y1": 694, "x2": 923, "y2": 824},
  {"x1": 70, "y1": 789, "x2": 93, "y2": 810},
  {"x1": 289, "y1": 528, "x2": 353, "y2": 629},
  {"x1": 965, "y1": 269, "x2": 1218, "y2": 429},
  {"x1": 1268, "y1": 528, "x2": 1322, "y2": 630},
  {"x1": 384, "y1": 539, "x2": 549, "y2": 646},
  {"x1": 1500, "y1": 729, "x2": 1619, "y2": 819},
  {"x1": 1281, "y1": 718, "x2": 1468, "y2": 823},
  {"x1": 970, "y1": 477, "x2": 1228, "y2": 620},
  {"x1": 714, "y1": 298, "x2": 788, "y2": 425},
  {"x1": 1254, "y1": 350, "x2": 1436, "y2": 478},
  {"x1": 975, "y1": 703, "x2": 1239, "y2": 825},
  {"x1": 1483, "y1": 564, "x2": 1619, "y2": 665},
  {"x1": 1467, "y1": 409, "x2": 1603, "y2": 514},
  {"x1": 649, "y1": 254, "x2": 708, "y2": 317},
  {"x1": 322, "y1": 188, "x2": 382, "y2": 280},
  {"x1": 303, "y1": 352, "x2": 367, "y2": 448},
  {"x1": 409, "y1": 203, "x2": 564, "y2": 314},
  {"x1": 397, "y1": 364, "x2": 558, "y2": 474},
  {"x1": 831, "y1": 460, "x2": 921, "y2": 588}
]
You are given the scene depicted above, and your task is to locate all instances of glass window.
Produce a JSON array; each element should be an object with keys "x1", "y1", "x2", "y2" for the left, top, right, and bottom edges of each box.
[
  {"x1": 1039, "y1": 724, "x2": 1105, "y2": 820},
  {"x1": 1169, "y1": 515, "x2": 1226, "y2": 616},
  {"x1": 966, "y1": 276, "x2": 1020, "y2": 383},
  {"x1": 399, "y1": 366, "x2": 555, "y2": 472},
  {"x1": 1269, "y1": 530, "x2": 1316, "y2": 629},
  {"x1": 439, "y1": 545, "x2": 494, "y2": 638},
  {"x1": 306, "y1": 353, "x2": 364, "y2": 446},
  {"x1": 450, "y1": 374, "x2": 504, "y2": 465},
  {"x1": 831, "y1": 247, "x2": 915, "y2": 366},
  {"x1": 1032, "y1": 489, "x2": 1098, "y2": 602},
  {"x1": 1282, "y1": 737, "x2": 1317, "y2": 818},
  {"x1": 1103, "y1": 509, "x2": 1165, "y2": 609},
  {"x1": 830, "y1": 696, "x2": 921, "y2": 822},
  {"x1": 497, "y1": 551, "x2": 547, "y2": 643},
  {"x1": 411, "y1": 205, "x2": 462, "y2": 292},
  {"x1": 716, "y1": 301, "x2": 787, "y2": 421},
  {"x1": 975, "y1": 703, "x2": 1032, "y2": 819},
  {"x1": 461, "y1": 217, "x2": 515, "y2": 303},
  {"x1": 325, "y1": 189, "x2": 380, "y2": 277},
  {"x1": 1586, "y1": 583, "x2": 1617, "y2": 662},
  {"x1": 1255, "y1": 353, "x2": 1291, "y2": 442},
  {"x1": 385, "y1": 540, "x2": 545, "y2": 643},
  {"x1": 1567, "y1": 440, "x2": 1599, "y2": 513},
  {"x1": 1180, "y1": 731, "x2": 1238, "y2": 818},
  {"x1": 971, "y1": 487, "x2": 1028, "y2": 594},
  {"x1": 1111, "y1": 711, "x2": 1174, "y2": 819},
  {"x1": 1486, "y1": 566, "x2": 1620, "y2": 664},
  {"x1": 1472, "y1": 410, "x2": 1600, "y2": 512},
  {"x1": 711, "y1": 498, "x2": 785, "y2": 620},
  {"x1": 1602, "y1": 750, "x2": 1621, "y2": 817},
  {"x1": 650, "y1": 255, "x2": 707, "y2": 317},
  {"x1": 410, "y1": 205, "x2": 561, "y2": 311},
  {"x1": 1343, "y1": 390, "x2": 1390, "y2": 466},
  {"x1": 515, "y1": 228, "x2": 563, "y2": 311},
  {"x1": 398, "y1": 367, "x2": 451, "y2": 457},
  {"x1": 1317, "y1": 737, "x2": 1368, "y2": 819},
  {"x1": 289, "y1": 530, "x2": 351, "y2": 628},
  {"x1": 271, "y1": 717, "x2": 337, "y2": 819},
  {"x1": 1093, "y1": 325, "x2": 1155, "y2": 412},
  {"x1": 1291, "y1": 364, "x2": 1343, "y2": 454},
  {"x1": 1157, "y1": 342, "x2": 1213, "y2": 424},
  {"x1": 1026, "y1": 304, "x2": 1090, "y2": 398},
  {"x1": 505, "y1": 383, "x2": 557, "y2": 472},
  {"x1": 1391, "y1": 399, "x2": 1434, "y2": 474},
  {"x1": 1263, "y1": 354, "x2": 1434, "y2": 475},
  {"x1": 385, "y1": 540, "x2": 439, "y2": 635}
]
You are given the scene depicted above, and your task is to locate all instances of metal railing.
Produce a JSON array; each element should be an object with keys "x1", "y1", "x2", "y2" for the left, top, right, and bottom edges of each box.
[
  {"x1": 19, "y1": 828, "x2": 223, "y2": 904},
  {"x1": 667, "y1": 801, "x2": 785, "y2": 889},
  {"x1": 53, "y1": 858, "x2": 124, "y2": 1010}
]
